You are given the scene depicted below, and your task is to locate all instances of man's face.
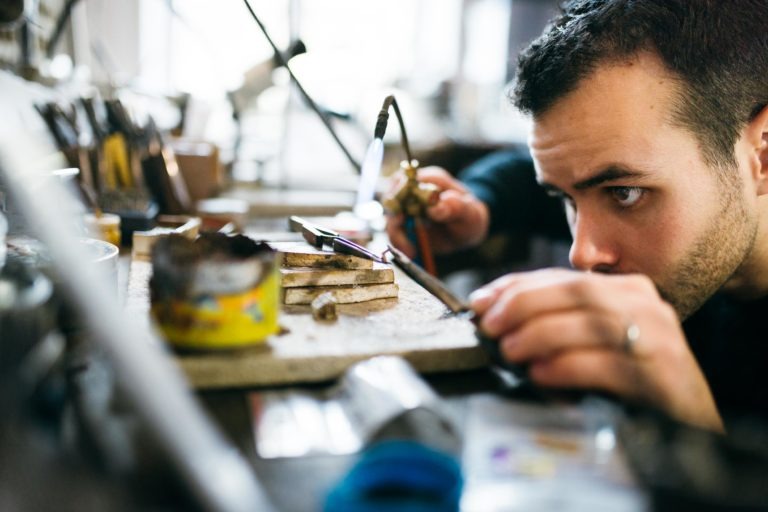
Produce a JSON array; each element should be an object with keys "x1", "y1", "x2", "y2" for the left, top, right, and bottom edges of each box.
[{"x1": 530, "y1": 52, "x2": 759, "y2": 318}]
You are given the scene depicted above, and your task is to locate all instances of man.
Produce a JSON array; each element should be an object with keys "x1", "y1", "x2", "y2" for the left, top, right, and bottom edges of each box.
[{"x1": 387, "y1": 0, "x2": 768, "y2": 432}]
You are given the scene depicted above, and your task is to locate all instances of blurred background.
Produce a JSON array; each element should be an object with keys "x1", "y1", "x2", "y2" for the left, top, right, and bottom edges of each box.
[
  {"x1": 0, "y1": 0, "x2": 558, "y2": 190},
  {"x1": 0, "y1": 2, "x2": 573, "y2": 511}
]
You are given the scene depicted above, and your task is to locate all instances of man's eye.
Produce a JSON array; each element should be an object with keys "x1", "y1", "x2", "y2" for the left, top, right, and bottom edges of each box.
[{"x1": 610, "y1": 187, "x2": 644, "y2": 207}]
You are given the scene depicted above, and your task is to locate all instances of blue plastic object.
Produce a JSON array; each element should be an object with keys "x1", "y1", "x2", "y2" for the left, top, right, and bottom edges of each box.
[{"x1": 324, "y1": 440, "x2": 463, "y2": 512}]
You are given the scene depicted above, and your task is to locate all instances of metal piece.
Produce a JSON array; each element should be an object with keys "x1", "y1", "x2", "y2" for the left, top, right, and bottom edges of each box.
[
  {"x1": 253, "y1": 356, "x2": 459, "y2": 458},
  {"x1": 289, "y1": 216, "x2": 385, "y2": 263},
  {"x1": 311, "y1": 292, "x2": 337, "y2": 322},
  {"x1": 382, "y1": 159, "x2": 440, "y2": 218},
  {"x1": 622, "y1": 322, "x2": 640, "y2": 354},
  {"x1": 1, "y1": 155, "x2": 275, "y2": 510},
  {"x1": 382, "y1": 159, "x2": 439, "y2": 275},
  {"x1": 301, "y1": 223, "x2": 327, "y2": 249}
]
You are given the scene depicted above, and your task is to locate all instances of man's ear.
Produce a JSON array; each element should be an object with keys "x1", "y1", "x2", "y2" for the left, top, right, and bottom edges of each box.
[{"x1": 746, "y1": 104, "x2": 768, "y2": 195}]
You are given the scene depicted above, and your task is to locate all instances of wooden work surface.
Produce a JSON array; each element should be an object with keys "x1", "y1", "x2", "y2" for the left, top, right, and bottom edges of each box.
[{"x1": 125, "y1": 258, "x2": 488, "y2": 389}]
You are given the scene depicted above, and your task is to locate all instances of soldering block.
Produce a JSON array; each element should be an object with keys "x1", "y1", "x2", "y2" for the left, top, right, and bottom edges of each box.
[
  {"x1": 283, "y1": 283, "x2": 399, "y2": 305},
  {"x1": 280, "y1": 262, "x2": 394, "y2": 288},
  {"x1": 278, "y1": 246, "x2": 374, "y2": 270}
]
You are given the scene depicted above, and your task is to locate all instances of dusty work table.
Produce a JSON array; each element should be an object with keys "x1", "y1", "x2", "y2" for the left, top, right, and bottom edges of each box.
[
  {"x1": 125, "y1": 254, "x2": 488, "y2": 389},
  {"x1": 116, "y1": 245, "x2": 644, "y2": 512}
]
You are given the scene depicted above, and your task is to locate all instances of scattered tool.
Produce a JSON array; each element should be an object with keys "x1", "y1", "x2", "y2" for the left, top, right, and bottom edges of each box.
[
  {"x1": 382, "y1": 158, "x2": 439, "y2": 275},
  {"x1": 242, "y1": 0, "x2": 361, "y2": 173},
  {"x1": 368, "y1": 95, "x2": 440, "y2": 276},
  {"x1": 288, "y1": 216, "x2": 385, "y2": 263},
  {"x1": 384, "y1": 245, "x2": 527, "y2": 385}
]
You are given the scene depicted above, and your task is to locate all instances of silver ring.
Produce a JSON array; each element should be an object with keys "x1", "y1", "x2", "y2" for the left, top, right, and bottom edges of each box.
[{"x1": 622, "y1": 322, "x2": 640, "y2": 354}]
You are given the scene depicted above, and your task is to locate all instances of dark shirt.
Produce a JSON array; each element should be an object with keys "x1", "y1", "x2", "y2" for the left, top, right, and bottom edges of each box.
[
  {"x1": 459, "y1": 146, "x2": 570, "y2": 241},
  {"x1": 684, "y1": 293, "x2": 768, "y2": 425},
  {"x1": 459, "y1": 148, "x2": 768, "y2": 426}
]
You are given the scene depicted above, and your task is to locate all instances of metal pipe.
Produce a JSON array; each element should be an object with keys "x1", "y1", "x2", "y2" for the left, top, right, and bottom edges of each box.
[
  {"x1": 0, "y1": 158, "x2": 275, "y2": 511},
  {"x1": 242, "y1": 0, "x2": 361, "y2": 173}
]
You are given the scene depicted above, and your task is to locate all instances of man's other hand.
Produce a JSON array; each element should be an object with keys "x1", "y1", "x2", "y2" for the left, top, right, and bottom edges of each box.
[
  {"x1": 385, "y1": 167, "x2": 490, "y2": 258},
  {"x1": 470, "y1": 269, "x2": 724, "y2": 432}
]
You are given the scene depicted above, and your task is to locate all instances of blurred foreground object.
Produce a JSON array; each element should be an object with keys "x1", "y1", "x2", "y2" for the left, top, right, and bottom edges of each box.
[
  {"x1": 1, "y1": 153, "x2": 275, "y2": 511},
  {"x1": 622, "y1": 411, "x2": 768, "y2": 511}
]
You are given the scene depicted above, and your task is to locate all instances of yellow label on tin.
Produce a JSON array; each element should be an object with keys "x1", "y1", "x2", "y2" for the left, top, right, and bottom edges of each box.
[{"x1": 152, "y1": 267, "x2": 279, "y2": 350}]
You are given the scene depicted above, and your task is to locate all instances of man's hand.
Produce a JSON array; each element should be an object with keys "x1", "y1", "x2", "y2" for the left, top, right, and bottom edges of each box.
[
  {"x1": 385, "y1": 166, "x2": 490, "y2": 258},
  {"x1": 470, "y1": 269, "x2": 724, "y2": 432}
]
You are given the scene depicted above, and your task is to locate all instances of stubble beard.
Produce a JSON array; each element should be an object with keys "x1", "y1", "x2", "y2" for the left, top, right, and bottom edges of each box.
[{"x1": 657, "y1": 171, "x2": 758, "y2": 320}]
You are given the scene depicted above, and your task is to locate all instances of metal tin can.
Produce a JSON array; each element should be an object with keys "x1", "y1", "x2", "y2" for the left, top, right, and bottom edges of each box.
[{"x1": 149, "y1": 233, "x2": 279, "y2": 350}]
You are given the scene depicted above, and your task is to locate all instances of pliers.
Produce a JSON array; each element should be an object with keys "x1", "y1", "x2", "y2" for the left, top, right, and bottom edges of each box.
[{"x1": 289, "y1": 216, "x2": 385, "y2": 263}]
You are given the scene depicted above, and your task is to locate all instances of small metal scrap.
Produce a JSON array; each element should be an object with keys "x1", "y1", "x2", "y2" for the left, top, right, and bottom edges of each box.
[{"x1": 311, "y1": 292, "x2": 338, "y2": 322}]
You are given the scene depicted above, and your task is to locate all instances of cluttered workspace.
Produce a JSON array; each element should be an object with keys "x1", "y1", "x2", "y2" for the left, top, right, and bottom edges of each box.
[{"x1": 1, "y1": 1, "x2": 762, "y2": 511}]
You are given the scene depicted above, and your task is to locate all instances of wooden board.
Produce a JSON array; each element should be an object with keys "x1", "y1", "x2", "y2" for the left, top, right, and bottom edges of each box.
[
  {"x1": 280, "y1": 262, "x2": 394, "y2": 288},
  {"x1": 283, "y1": 282, "x2": 399, "y2": 305},
  {"x1": 275, "y1": 242, "x2": 373, "y2": 270},
  {"x1": 125, "y1": 259, "x2": 487, "y2": 389}
]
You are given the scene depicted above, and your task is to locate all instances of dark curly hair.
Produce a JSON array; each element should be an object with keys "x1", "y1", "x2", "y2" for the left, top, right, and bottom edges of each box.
[{"x1": 512, "y1": 0, "x2": 768, "y2": 168}]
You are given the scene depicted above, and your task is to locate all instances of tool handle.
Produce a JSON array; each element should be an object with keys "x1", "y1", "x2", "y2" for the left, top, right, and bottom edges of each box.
[
  {"x1": 413, "y1": 217, "x2": 436, "y2": 276},
  {"x1": 404, "y1": 216, "x2": 437, "y2": 276}
]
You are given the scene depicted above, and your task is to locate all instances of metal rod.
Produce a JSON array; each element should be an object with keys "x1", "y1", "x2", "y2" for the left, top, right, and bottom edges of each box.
[
  {"x1": 385, "y1": 245, "x2": 467, "y2": 314},
  {"x1": 242, "y1": 0, "x2": 361, "y2": 173},
  {"x1": 375, "y1": 95, "x2": 413, "y2": 163}
]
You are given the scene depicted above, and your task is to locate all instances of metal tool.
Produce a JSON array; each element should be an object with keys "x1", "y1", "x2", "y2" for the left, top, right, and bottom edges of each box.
[
  {"x1": 372, "y1": 95, "x2": 439, "y2": 275},
  {"x1": 385, "y1": 245, "x2": 528, "y2": 385},
  {"x1": 289, "y1": 216, "x2": 385, "y2": 263},
  {"x1": 382, "y1": 158, "x2": 439, "y2": 275},
  {"x1": 241, "y1": 0, "x2": 361, "y2": 173},
  {"x1": 1, "y1": 152, "x2": 275, "y2": 511}
]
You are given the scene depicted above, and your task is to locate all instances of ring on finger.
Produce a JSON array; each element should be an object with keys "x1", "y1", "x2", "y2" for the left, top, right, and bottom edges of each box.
[{"x1": 621, "y1": 321, "x2": 641, "y2": 355}]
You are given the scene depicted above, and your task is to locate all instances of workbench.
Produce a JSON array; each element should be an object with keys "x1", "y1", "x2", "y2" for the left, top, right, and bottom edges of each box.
[
  {"x1": 119, "y1": 232, "x2": 646, "y2": 511},
  {"x1": 126, "y1": 257, "x2": 487, "y2": 389}
]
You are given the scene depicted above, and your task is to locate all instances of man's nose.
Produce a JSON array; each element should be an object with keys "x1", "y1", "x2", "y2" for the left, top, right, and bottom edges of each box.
[{"x1": 568, "y1": 212, "x2": 620, "y2": 272}]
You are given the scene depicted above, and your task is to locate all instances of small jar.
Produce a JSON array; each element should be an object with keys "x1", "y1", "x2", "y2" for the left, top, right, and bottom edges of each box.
[{"x1": 83, "y1": 212, "x2": 121, "y2": 248}]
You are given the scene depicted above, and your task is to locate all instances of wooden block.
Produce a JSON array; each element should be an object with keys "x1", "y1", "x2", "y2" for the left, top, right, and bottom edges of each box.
[
  {"x1": 280, "y1": 247, "x2": 373, "y2": 270},
  {"x1": 280, "y1": 262, "x2": 394, "y2": 288},
  {"x1": 283, "y1": 283, "x2": 399, "y2": 305},
  {"x1": 271, "y1": 241, "x2": 375, "y2": 270}
]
